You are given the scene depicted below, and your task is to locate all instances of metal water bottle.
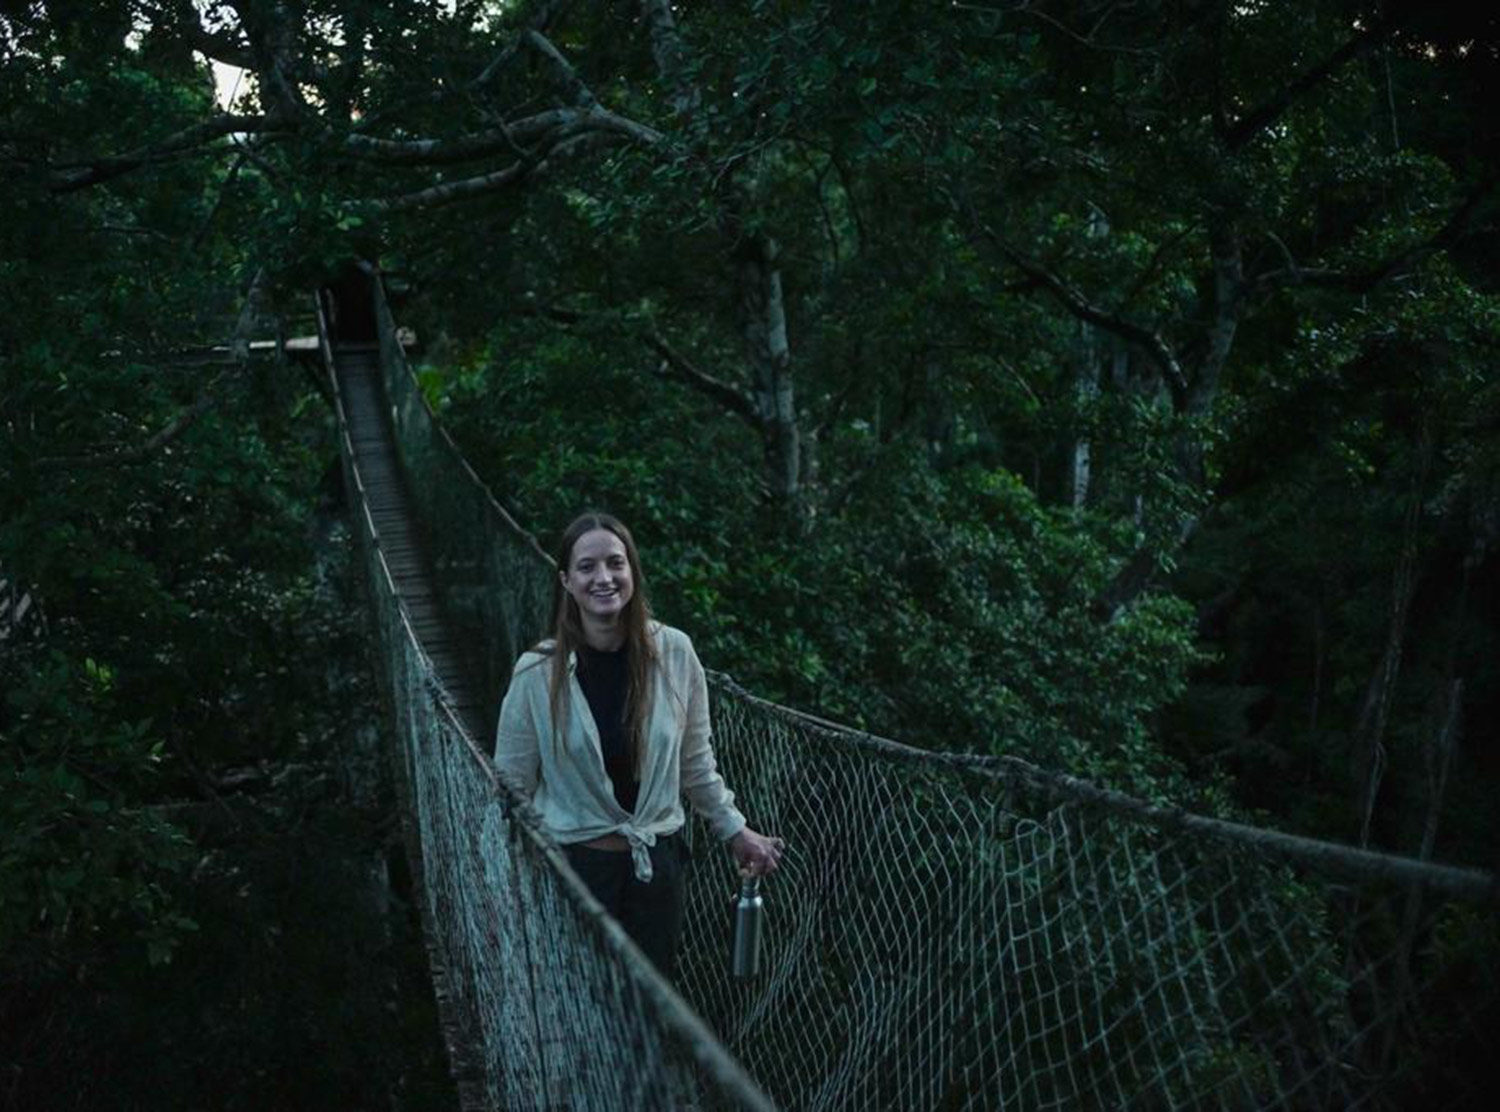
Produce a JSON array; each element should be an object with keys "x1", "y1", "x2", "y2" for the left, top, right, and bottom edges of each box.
[{"x1": 731, "y1": 874, "x2": 764, "y2": 979}]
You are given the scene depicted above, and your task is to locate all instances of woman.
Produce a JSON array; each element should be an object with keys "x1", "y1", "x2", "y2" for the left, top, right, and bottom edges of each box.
[{"x1": 494, "y1": 512, "x2": 783, "y2": 977}]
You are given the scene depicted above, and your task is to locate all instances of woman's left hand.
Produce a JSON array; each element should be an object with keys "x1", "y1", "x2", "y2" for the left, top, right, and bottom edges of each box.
[{"x1": 729, "y1": 827, "x2": 785, "y2": 876}]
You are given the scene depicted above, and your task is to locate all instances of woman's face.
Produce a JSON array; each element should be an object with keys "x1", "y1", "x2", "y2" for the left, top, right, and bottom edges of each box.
[{"x1": 561, "y1": 528, "x2": 635, "y2": 623}]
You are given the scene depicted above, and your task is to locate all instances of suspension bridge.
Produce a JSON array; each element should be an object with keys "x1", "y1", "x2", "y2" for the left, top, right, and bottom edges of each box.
[{"x1": 318, "y1": 274, "x2": 1497, "y2": 1111}]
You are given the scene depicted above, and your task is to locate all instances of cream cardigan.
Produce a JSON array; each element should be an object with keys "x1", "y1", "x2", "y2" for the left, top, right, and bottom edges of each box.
[{"x1": 494, "y1": 622, "x2": 747, "y2": 881}]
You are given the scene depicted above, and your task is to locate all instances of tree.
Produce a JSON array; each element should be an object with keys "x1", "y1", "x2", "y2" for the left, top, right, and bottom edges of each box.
[
  {"x1": 1, "y1": 7, "x2": 455, "y2": 1104},
  {"x1": 4, "y1": 16, "x2": 1497, "y2": 1107}
]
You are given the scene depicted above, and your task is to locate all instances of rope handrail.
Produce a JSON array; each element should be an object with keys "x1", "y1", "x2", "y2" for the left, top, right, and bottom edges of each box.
[
  {"x1": 707, "y1": 673, "x2": 1498, "y2": 905},
  {"x1": 362, "y1": 272, "x2": 1497, "y2": 907},
  {"x1": 357, "y1": 276, "x2": 1494, "y2": 900},
  {"x1": 429, "y1": 687, "x2": 779, "y2": 1110},
  {"x1": 320, "y1": 289, "x2": 778, "y2": 1111},
  {"x1": 346, "y1": 268, "x2": 1499, "y2": 1111}
]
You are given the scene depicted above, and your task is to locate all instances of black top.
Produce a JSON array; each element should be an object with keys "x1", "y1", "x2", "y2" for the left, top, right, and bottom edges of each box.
[{"x1": 576, "y1": 643, "x2": 638, "y2": 813}]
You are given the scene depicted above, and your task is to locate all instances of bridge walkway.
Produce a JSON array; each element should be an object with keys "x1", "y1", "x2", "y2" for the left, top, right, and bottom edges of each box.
[{"x1": 332, "y1": 342, "x2": 489, "y2": 740}]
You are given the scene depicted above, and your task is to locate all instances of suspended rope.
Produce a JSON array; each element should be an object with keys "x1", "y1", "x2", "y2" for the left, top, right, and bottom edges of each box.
[
  {"x1": 687, "y1": 678, "x2": 1495, "y2": 1109},
  {"x1": 331, "y1": 276, "x2": 1497, "y2": 1111},
  {"x1": 322, "y1": 306, "x2": 774, "y2": 1112}
]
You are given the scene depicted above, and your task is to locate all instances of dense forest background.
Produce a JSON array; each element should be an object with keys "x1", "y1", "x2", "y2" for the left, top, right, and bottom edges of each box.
[{"x1": 3, "y1": 1, "x2": 1497, "y2": 1107}]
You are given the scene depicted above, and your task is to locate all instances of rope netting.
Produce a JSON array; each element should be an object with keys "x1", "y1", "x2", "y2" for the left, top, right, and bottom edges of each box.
[
  {"x1": 324, "y1": 302, "x2": 775, "y2": 1112},
  {"x1": 339, "y1": 277, "x2": 1497, "y2": 1110},
  {"x1": 682, "y1": 684, "x2": 1496, "y2": 1110}
]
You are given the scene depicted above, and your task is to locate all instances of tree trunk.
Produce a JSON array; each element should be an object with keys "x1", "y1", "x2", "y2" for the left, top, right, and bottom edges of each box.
[
  {"x1": 1067, "y1": 327, "x2": 1098, "y2": 508},
  {"x1": 1351, "y1": 439, "x2": 1429, "y2": 847},
  {"x1": 1068, "y1": 207, "x2": 1112, "y2": 508},
  {"x1": 735, "y1": 234, "x2": 800, "y2": 502},
  {"x1": 641, "y1": 0, "x2": 802, "y2": 509},
  {"x1": 1375, "y1": 677, "x2": 1462, "y2": 1073},
  {"x1": 925, "y1": 360, "x2": 955, "y2": 467},
  {"x1": 1309, "y1": 597, "x2": 1326, "y2": 735}
]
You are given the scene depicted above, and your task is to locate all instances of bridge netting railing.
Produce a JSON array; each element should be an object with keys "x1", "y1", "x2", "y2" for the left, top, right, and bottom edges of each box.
[
  {"x1": 356, "y1": 276, "x2": 1497, "y2": 1110},
  {"x1": 685, "y1": 683, "x2": 1496, "y2": 1110},
  {"x1": 372, "y1": 292, "x2": 551, "y2": 723},
  {"x1": 324, "y1": 297, "x2": 776, "y2": 1112}
]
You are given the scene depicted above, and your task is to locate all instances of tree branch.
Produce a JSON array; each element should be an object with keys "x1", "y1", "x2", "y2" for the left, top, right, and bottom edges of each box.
[
  {"x1": 336, "y1": 110, "x2": 569, "y2": 165},
  {"x1": 37, "y1": 270, "x2": 269, "y2": 470},
  {"x1": 37, "y1": 368, "x2": 237, "y2": 470},
  {"x1": 641, "y1": 0, "x2": 700, "y2": 116},
  {"x1": 580, "y1": 109, "x2": 666, "y2": 148},
  {"x1": 1120, "y1": 224, "x2": 1197, "y2": 310},
  {"x1": 1248, "y1": 175, "x2": 1496, "y2": 296},
  {"x1": 1093, "y1": 513, "x2": 1204, "y2": 621},
  {"x1": 515, "y1": 299, "x2": 758, "y2": 427},
  {"x1": 975, "y1": 223, "x2": 1190, "y2": 406},
  {"x1": 529, "y1": 131, "x2": 626, "y2": 175},
  {"x1": 49, "y1": 115, "x2": 274, "y2": 192},
  {"x1": 523, "y1": 30, "x2": 597, "y2": 110},
  {"x1": 335, "y1": 94, "x2": 660, "y2": 167},
  {"x1": 365, "y1": 159, "x2": 533, "y2": 214},
  {"x1": 361, "y1": 111, "x2": 660, "y2": 213},
  {"x1": 1223, "y1": 13, "x2": 1405, "y2": 152},
  {"x1": 1187, "y1": 219, "x2": 1244, "y2": 417},
  {"x1": 190, "y1": 152, "x2": 247, "y2": 249},
  {"x1": 228, "y1": 0, "x2": 310, "y2": 120},
  {"x1": 997, "y1": 2, "x2": 1160, "y2": 58},
  {"x1": 471, "y1": 0, "x2": 574, "y2": 90},
  {"x1": 160, "y1": 0, "x2": 254, "y2": 69},
  {"x1": 645, "y1": 331, "x2": 758, "y2": 426}
]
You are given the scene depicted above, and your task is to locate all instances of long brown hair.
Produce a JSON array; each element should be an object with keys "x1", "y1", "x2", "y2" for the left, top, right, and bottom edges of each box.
[{"x1": 545, "y1": 512, "x2": 659, "y2": 774}]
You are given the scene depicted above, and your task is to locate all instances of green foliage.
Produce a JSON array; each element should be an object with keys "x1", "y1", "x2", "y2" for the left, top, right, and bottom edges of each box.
[
  {"x1": 396, "y1": 0, "x2": 1499, "y2": 859},
  {"x1": 4, "y1": 0, "x2": 1498, "y2": 1100},
  {"x1": 1, "y1": 651, "x2": 196, "y2": 966},
  {"x1": 435, "y1": 311, "x2": 1203, "y2": 797},
  {"x1": 0, "y1": 15, "x2": 454, "y2": 1102}
]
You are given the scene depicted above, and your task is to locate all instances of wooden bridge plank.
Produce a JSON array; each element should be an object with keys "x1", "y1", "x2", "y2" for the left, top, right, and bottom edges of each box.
[{"x1": 333, "y1": 343, "x2": 484, "y2": 709}]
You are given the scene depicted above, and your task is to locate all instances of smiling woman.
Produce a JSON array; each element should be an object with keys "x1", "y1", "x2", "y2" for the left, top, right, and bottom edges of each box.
[
  {"x1": 561, "y1": 526, "x2": 635, "y2": 630},
  {"x1": 494, "y1": 511, "x2": 783, "y2": 978}
]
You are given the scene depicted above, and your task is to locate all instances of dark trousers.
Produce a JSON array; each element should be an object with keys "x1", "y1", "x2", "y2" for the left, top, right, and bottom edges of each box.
[{"x1": 564, "y1": 834, "x2": 690, "y2": 980}]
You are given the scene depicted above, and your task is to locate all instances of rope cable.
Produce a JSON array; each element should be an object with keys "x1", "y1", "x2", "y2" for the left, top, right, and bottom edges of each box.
[{"x1": 325, "y1": 279, "x2": 1498, "y2": 1110}]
